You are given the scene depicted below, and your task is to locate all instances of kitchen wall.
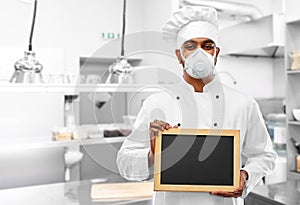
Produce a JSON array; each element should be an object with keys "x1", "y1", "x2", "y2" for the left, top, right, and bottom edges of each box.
[
  {"x1": 216, "y1": 56, "x2": 274, "y2": 98},
  {"x1": 217, "y1": 0, "x2": 284, "y2": 29},
  {"x1": 273, "y1": 57, "x2": 286, "y2": 98}
]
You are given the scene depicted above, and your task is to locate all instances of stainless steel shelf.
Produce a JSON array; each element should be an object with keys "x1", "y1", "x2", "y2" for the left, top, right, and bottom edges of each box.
[
  {"x1": 0, "y1": 137, "x2": 126, "y2": 150},
  {"x1": 219, "y1": 14, "x2": 284, "y2": 58},
  {"x1": 288, "y1": 121, "x2": 300, "y2": 125},
  {"x1": 80, "y1": 57, "x2": 142, "y2": 66},
  {"x1": 287, "y1": 70, "x2": 300, "y2": 74},
  {"x1": 289, "y1": 170, "x2": 300, "y2": 178},
  {"x1": 286, "y1": 4, "x2": 300, "y2": 180},
  {"x1": 0, "y1": 83, "x2": 174, "y2": 94},
  {"x1": 286, "y1": 18, "x2": 300, "y2": 25}
]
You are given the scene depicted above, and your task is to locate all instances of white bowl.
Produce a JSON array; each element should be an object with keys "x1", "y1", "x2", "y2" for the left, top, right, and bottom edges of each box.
[{"x1": 292, "y1": 109, "x2": 300, "y2": 121}]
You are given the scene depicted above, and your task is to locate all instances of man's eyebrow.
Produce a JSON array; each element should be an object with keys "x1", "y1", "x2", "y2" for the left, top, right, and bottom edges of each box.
[
  {"x1": 182, "y1": 40, "x2": 195, "y2": 44},
  {"x1": 202, "y1": 39, "x2": 215, "y2": 44},
  {"x1": 183, "y1": 39, "x2": 215, "y2": 44}
]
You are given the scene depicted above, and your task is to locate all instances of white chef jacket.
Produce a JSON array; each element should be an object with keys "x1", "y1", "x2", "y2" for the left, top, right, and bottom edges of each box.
[{"x1": 117, "y1": 77, "x2": 277, "y2": 205}]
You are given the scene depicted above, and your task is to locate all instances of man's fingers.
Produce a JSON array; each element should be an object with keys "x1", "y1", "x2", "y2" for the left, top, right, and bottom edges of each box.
[
  {"x1": 234, "y1": 170, "x2": 246, "y2": 193},
  {"x1": 150, "y1": 122, "x2": 165, "y2": 131},
  {"x1": 165, "y1": 123, "x2": 172, "y2": 129},
  {"x1": 153, "y1": 120, "x2": 171, "y2": 130},
  {"x1": 234, "y1": 183, "x2": 244, "y2": 193},
  {"x1": 211, "y1": 191, "x2": 242, "y2": 198},
  {"x1": 150, "y1": 127, "x2": 160, "y2": 138},
  {"x1": 149, "y1": 120, "x2": 175, "y2": 154},
  {"x1": 153, "y1": 119, "x2": 166, "y2": 127},
  {"x1": 211, "y1": 171, "x2": 247, "y2": 199},
  {"x1": 211, "y1": 191, "x2": 235, "y2": 198}
]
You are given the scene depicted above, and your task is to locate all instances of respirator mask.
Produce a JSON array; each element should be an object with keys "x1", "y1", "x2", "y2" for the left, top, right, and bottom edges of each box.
[{"x1": 181, "y1": 47, "x2": 216, "y2": 79}]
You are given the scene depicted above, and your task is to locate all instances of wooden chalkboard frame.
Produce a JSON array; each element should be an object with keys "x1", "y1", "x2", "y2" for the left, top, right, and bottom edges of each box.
[{"x1": 154, "y1": 128, "x2": 240, "y2": 192}]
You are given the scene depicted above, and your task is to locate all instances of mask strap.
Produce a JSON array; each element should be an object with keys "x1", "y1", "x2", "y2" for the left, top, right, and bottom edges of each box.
[
  {"x1": 180, "y1": 48, "x2": 188, "y2": 71},
  {"x1": 213, "y1": 46, "x2": 217, "y2": 58},
  {"x1": 180, "y1": 48, "x2": 186, "y2": 61}
]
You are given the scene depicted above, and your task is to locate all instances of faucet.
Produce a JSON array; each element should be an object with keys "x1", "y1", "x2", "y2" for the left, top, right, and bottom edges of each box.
[
  {"x1": 217, "y1": 71, "x2": 237, "y2": 86},
  {"x1": 64, "y1": 150, "x2": 83, "y2": 181}
]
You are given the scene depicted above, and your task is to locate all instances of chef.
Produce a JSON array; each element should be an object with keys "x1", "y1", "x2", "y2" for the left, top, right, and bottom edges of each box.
[{"x1": 117, "y1": 6, "x2": 277, "y2": 205}]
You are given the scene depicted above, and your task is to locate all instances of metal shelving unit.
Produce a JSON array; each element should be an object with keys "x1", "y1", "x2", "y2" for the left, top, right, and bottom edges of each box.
[
  {"x1": 285, "y1": 0, "x2": 300, "y2": 179},
  {"x1": 0, "y1": 83, "x2": 173, "y2": 94},
  {"x1": 287, "y1": 121, "x2": 300, "y2": 126},
  {"x1": 0, "y1": 136, "x2": 126, "y2": 150},
  {"x1": 287, "y1": 70, "x2": 300, "y2": 74},
  {"x1": 289, "y1": 170, "x2": 300, "y2": 178},
  {"x1": 219, "y1": 13, "x2": 285, "y2": 58}
]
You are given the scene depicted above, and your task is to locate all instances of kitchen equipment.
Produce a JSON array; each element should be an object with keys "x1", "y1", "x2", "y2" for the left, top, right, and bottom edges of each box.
[
  {"x1": 292, "y1": 108, "x2": 300, "y2": 121},
  {"x1": 104, "y1": 0, "x2": 134, "y2": 84},
  {"x1": 289, "y1": 138, "x2": 300, "y2": 173},
  {"x1": 10, "y1": 51, "x2": 43, "y2": 83},
  {"x1": 90, "y1": 182, "x2": 153, "y2": 201},
  {"x1": 52, "y1": 126, "x2": 73, "y2": 141},
  {"x1": 290, "y1": 138, "x2": 300, "y2": 154},
  {"x1": 297, "y1": 155, "x2": 300, "y2": 173},
  {"x1": 290, "y1": 51, "x2": 300, "y2": 70},
  {"x1": 267, "y1": 113, "x2": 286, "y2": 150},
  {"x1": 10, "y1": 0, "x2": 44, "y2": 83},
  {"x1": 105, "y1": 57, "x2": 133, "y2": 84},
  {"x1": 80, "y1": 124, "x2": 103, "y2": 139},
  {"x1": 265, "y1": 154, "x2": 287, "y2": 184},
  {"x1": 64, "y1": 151, "x2": 83, "y2": 181}
]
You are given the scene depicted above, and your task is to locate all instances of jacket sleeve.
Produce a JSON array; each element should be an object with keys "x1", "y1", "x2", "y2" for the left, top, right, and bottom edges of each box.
[
  {"x1": 241, "y1": 99, "x2": 277, "y2": 198},
  {"x1": 116, "y1": 98, "x2": 152, "y2": 181}
]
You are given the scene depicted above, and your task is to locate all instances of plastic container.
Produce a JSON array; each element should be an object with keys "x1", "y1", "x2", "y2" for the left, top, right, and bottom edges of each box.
[
  {"x1": 290, "y1": 51, "x2": 300, "y2": 70},
  {"x1": 52, "y1": 126, "x2": 72, "y2": 141},
  {"x1": 297, "y1": 155, "x2": 300, "y2": 173},
  {"x1": 267, "y1": 113, "x2": 286, "y2": 150}
]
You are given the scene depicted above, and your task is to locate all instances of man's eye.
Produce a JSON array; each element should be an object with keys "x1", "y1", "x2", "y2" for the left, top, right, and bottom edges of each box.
[
  {"x1": 184, "y1": 45, "x2": 196, "y2": 50},
  {"x1": 203, "y1": 44, "x2": 215, "y2": 50}
]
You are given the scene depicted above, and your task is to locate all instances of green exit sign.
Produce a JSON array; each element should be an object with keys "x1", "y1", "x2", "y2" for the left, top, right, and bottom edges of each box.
[{"x1": 102, "y1": 32, "x2": 120, "y2": 39}]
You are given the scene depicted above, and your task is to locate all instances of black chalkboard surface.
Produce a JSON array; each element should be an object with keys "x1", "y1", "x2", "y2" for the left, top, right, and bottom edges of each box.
[{"x1": 154, "y1": 129, "x2": 240, "y2": 192}]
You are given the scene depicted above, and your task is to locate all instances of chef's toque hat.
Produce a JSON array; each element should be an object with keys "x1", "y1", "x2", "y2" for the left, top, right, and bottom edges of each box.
[{"x1": 163, "y1": 6, "x2": 219, "y2": 49}]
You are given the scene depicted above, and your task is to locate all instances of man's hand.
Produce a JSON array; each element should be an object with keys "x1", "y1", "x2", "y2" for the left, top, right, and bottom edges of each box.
[
  {"x1": 210, "y1": 170, "x2": 248, "y2": 198},
  {"x1": 148, "y1": 120, "x2": 178, "y2": 167},
  {"x1": 149, "y1": 120, "x2": 172, "y2": 154}
]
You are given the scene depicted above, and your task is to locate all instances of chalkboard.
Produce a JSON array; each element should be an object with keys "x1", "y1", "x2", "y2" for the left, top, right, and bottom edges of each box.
[{"x1": 154, "y1": 129, "x2": 240, "y2": 192}]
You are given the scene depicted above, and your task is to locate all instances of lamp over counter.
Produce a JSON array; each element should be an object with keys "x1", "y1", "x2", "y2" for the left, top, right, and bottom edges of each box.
[
  {"x1": 105, "y1": 57, "x2": 133, "y2": 84},
  {"x1": 10, "y1": 0, "x2": 44, "y2": 83},
  {"x1": 104, "y1": 0, "x2": 133, "y2": 84}
]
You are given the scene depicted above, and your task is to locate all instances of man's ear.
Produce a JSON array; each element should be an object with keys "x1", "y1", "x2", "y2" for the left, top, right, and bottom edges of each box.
[
  {"x1": 175, "y1": 49, "x2": 183, "y2": 64},
  {"x1": 216, "y1": 47, "x2": 220, "y2": 57},
  {"x1": 214, "y1": 47, "x2": 220, "y2": 65}
]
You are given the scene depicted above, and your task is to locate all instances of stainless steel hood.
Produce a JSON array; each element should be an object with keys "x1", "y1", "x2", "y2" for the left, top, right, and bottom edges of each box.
[
  {"x1": 218, "y1": 13, "x2": 285, "y2": 58},
  {"x1": 180, "y1": 0, "x2": 263, "y2": 20}
]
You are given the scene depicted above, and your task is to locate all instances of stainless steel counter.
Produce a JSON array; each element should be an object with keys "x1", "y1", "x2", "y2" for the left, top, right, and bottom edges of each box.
[
  {"x1": 3, "y1": 178, "x2": 300, "y2": 205},
  {"x1": 246, "y1": 180, "x2": 300, "y2": 205},
  {"x1": 0, "y1": 179, "x2": 152, "y2": 205}
]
